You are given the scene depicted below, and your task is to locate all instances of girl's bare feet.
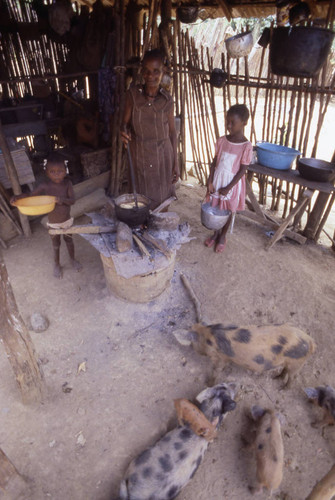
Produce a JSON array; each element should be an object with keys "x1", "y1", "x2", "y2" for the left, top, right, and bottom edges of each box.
[
  {"x1": 215, "y1": 240, "x2": 226, "y2": 253},
  {"x1": 54, "y1": 264, "x2": 63, "y2": 279},
  {"x1": 71, "y1": 259, "x2": 83, "y2": 272},
  {"x1": 204, "y1": 237, "x2": 216, "y2": 248}
]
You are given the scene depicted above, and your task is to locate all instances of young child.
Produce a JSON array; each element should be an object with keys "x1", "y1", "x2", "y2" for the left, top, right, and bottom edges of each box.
[
  {"x1": 205, "y1": 104, "x2": 253, "y2": 253},
  {"x1": 11, "y1": 151, "x2": 82, "y2": 278}
]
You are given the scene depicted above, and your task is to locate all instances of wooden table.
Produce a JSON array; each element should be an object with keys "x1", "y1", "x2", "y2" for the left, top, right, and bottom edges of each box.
[{"x1": 243, "y1": 164, "x2": 335, "y2": 249}]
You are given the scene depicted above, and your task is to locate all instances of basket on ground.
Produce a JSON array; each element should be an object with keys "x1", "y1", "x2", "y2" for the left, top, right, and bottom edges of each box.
[
  {"x1": 201, "y1": 203, "x2": 231, "y2": 230},
  {"x1": 13, "y1": 195, "x2": 56, "y2": 215}
]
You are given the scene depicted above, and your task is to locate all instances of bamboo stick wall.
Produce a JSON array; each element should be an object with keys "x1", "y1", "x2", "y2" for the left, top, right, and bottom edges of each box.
[{"x1": 0, "y1": 0, "x2": 334, "y2": 238}]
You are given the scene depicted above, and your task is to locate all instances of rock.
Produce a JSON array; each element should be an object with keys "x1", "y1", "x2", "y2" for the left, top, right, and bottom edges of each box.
[
  {"x1": 148, "y1": 212, "x2": 180, "y2": 231},
  {"x1": 30, "y1": 312, "x2": 49, "y2": 332},
  {"x1": 116, "y1": 221, "x2": 133, "y2": 253}
]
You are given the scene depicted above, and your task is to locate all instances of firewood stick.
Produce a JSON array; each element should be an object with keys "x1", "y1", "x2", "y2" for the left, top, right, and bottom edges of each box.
[
  {"x1": 141, "y1": 231, "x2": 171, "y2": 258},
  {"x1": 48, "y1": 225, "x2": 116, "y2": 235},
  {"x1": 180, "y1": 272, "x2": 202, "y2": 323},
  {"x1": 132, "y1": 233, "x2": 150, "y2": 258}
]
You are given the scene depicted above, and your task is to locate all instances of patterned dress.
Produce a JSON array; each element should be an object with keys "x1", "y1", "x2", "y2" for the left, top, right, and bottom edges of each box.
[
  {"x1": 213, "y1": 136, "x2": 253, "y2": 212},
  {"x1": 127, "y1": 85, "x2": 175, "y2": 209}
]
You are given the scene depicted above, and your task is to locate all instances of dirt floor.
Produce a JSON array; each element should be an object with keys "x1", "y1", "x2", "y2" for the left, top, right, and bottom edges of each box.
[{"x1": 1, "y1": 179, "x2": 335, "y2": 500}]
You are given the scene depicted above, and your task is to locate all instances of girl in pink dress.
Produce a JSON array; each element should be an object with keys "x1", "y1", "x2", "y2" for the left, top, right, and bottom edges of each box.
[{"x1": 205, "y1": 104, "x2": 253, "y2": 253}]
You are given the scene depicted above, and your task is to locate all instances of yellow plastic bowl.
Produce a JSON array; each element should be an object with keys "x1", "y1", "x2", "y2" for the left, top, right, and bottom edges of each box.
[{"x1": 13, "y1": 195, "x2": 56, "y2": 215}]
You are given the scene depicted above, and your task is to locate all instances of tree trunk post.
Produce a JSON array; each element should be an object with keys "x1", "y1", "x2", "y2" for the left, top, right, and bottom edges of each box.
[
  {"x1": 0, "y1": 120, "x2": 31, "y2": 237},
  {"x1": 0, "y1": 251, "x2": 45, "y2": 404}
]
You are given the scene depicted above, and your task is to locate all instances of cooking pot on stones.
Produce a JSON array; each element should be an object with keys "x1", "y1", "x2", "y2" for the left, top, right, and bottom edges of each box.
[
  {"x1": 297, "y1": 158, "x2": 335, "y2": 183},
  {"x1": 114, "y1": 193, "x2": 151, "y2": 227},
  {"x1": 209, "y1": 68, "x2": 228, "y2": 88},
  {"x1": 270, "y1": 27, "x2": 334, "y2": 78},
  {"x1": 177, "y1": 6, "x2": 199, "y2": 23}
]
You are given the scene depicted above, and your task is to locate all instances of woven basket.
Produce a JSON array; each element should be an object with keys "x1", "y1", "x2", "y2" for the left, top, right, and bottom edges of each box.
[{"x1": 80, "y1": 147, "x2": 112, "y2": 178}]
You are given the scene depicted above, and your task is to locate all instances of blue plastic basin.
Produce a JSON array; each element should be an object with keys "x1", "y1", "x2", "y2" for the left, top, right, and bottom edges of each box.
[{"x1": 256, "y1": 142, "x2": 300, "y2": 170}]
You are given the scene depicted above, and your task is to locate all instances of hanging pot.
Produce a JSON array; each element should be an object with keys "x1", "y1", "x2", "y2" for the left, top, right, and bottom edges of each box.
[
  {"x1": 270, "y1": 26, "x2": 334, "y2": 78},
  {"x1": 257, "y1": 27, "x2": 270, "y2": 48},
  {"x1": 209, "y1": 68, "x2": 228, "y2": 88},
  {"x1": 225, "y1": 31, "x2": 254, "y2": 58},
  {"x1": 177, "y1": 6, "x2": 199, "y2": 24}
]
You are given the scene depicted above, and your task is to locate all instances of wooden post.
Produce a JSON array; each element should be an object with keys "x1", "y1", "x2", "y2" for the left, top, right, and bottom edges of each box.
[
  {"x1": 0, "y1": 120, "x2": 31, "y2": 237},
  {"x1": 303, "y1": 192, "x2": 333, "y2": 240},
  {"x1": 0, "y1": 447, "x2": 27, "y2": 497},
  {"x1": 0, "y1": 251, "x2": 45, "y2": 404}
]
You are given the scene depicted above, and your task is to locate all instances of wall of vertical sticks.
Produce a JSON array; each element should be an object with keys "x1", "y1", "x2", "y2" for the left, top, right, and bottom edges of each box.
[{"x1": 0, "y1": 0, "x2": 334, "y2": 239}]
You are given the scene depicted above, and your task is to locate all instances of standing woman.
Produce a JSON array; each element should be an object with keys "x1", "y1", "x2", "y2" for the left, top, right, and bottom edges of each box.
[{"x1": 120, "y1": 49, "x2": 179, "y2": 209}]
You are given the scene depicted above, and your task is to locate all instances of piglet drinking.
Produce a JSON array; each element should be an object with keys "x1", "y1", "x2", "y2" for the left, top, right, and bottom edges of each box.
[{"x1": 119, "y1": 382, "x2": 237, "y2": 500}]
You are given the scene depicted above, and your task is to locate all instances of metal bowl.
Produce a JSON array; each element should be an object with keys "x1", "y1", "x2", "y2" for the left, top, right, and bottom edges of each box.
[
  {"x1": 201, "y1": 203, "x2": 231, "y2": 230},
  {"x1": 225, "y1": 31, "x2": 254, "y2": 58},
  {"x1": 298, "y1": 158, "x2": 335, "y2": 183}
]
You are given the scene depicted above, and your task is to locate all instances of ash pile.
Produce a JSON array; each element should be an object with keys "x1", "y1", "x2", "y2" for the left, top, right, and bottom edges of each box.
[{"x1": 81, "y1": 203, "x2": 192, "y2": 279}]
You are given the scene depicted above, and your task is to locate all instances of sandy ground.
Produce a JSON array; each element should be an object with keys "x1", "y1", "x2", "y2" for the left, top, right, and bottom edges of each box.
[{"x1": 1, "y1": 180, "x2": 335, "y2": 500}]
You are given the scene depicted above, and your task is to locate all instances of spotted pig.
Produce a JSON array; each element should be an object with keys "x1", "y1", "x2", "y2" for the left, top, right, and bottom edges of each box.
[
  {"x1": 304, "y1": 385, "x2": 335, "y2": 428},
  {"x1": 119, "y1": 382, "x2": 237, "y2": 500},
  {"x1": 174, "y1": 323, "x2": 316, "y2": 385},
  {"x1": 250, "y1": 405, "x2": 284, "y2": 494}
]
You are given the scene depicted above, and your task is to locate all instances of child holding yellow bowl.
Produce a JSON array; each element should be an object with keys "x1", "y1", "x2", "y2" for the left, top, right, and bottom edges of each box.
[{"x1": 11, "y1": 152, "x2": 82, "y2": 279}]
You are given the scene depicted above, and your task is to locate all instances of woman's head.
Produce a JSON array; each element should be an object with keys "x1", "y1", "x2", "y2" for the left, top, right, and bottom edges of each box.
[
  {"x1": 226, "y1": 104, "x2": 250, "y2": 136},
  {"x1": 141, "y1": 49, "x2": 166, "y2": 90},
  {"x1": 45, "y1": 152, "x2": 67, "y2": 184}
]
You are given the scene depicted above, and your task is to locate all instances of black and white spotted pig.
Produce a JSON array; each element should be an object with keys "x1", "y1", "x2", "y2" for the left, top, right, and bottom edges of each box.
[
  {"x1": 304, "y1": 385, "x2": 335, "y2": 428},
  {"x1": 119, "y1": 382, "x2": 237, "y2": 500},
  {"x1": 250, "y1": 405, "x2": 284, "y2": 494},
  {"x1": 174, "y1": 323, "x2": 316, "y2": 386}
]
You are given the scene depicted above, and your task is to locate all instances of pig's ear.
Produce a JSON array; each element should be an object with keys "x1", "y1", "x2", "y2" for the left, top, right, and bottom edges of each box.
[
  {"x1": 173, "y1": 329, "x2": 198, "y2": 346},
  {"x1": 304, "y1": 387, "x2": 318, "y2": 399},
  {"x1": 211, "y1": 416, "x2": 219, "y2": 427},
  {"x1": 223, "y1": 398, "x2": 237, "y2": 413},
  {"x1": 251, "y1": 405, "x2": 266, "y2": 421}
]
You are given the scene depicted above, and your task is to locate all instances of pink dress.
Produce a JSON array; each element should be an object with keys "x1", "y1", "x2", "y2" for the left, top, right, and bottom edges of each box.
[{"x1": 212, "y1": 136, "x2": 253, "y2": 212}]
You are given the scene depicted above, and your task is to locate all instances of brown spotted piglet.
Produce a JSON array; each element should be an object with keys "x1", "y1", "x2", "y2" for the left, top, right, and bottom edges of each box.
[
  {"x1": 119, "y1": 382, "x2": 237, "y2": 500},
  {"x1": 304, "y1": 385, "x2": 335, "y2": 428},
  {"x1": 174, "y1": 323, "x2": 316, "y2": 386},
  {"x1": 250, "y1": 405, "x2": 284, "y2": 495},
  {"x1": 174, "y1": 398, "x2": 218, "y2": 442}
]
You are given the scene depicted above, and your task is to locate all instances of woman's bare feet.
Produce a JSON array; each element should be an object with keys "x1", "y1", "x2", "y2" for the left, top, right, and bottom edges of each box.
[
  {"x1": 71, "y1": 259, "x2": 83, "y2": 272},
  {"x1": 53, "y1": 264, "x2": 63, "y2": 279}
]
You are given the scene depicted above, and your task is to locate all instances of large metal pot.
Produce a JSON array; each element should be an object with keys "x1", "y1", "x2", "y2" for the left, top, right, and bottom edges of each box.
[
  {"x1": 297, "y1": 158, "x2": 335, "y2": 183},
  {"x1": 201, "y1": 203, "x2": 231, "y2": 230},
  {"x1": 114, "y1": 193, "x2": 151, "y2": 227},
  {"x1": 270, "y1": 27, "x2": 334, "y2": 78}
]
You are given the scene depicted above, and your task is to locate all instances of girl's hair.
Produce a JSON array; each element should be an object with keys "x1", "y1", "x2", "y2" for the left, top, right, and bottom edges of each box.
[
  {"x1": 45, "y1": 151, "x2": 66, "y2": 167},
  {"x1": 228, "y1": 104, "x2": 250, "y2": 122},
  {"x1": 142, "y1": 49, "x2": 166, "y2": 66}
]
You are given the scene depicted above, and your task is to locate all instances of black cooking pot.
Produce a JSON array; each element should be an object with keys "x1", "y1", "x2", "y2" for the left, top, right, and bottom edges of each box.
[
  {"x1": 270, "y1": 27, "x2": 334, "y2": 78},
  {"x1": 209, "y1": 68, "x2": 228, "y2": 88},
  {"x1": 114, "y1": 193, "x2": 151, "y2": 227},
  {"x1": 177, "y1": 6, "x2": 199, "y2": 24},
  {"x1": 297, "y1": 158, "x2": 335, "y2": 183}
]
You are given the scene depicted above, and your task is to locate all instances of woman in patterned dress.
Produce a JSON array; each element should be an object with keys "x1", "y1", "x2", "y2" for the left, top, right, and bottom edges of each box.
[{"x1": 120, "y1": 49, "x2": 179, "y2": 209}]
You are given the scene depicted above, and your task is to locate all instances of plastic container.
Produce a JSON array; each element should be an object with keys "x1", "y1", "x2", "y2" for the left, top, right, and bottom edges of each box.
[
  {"x1": 13, "y1": 195, "x2": 56, "y2": 215},
  {"x1": 201, "y1": 203, "x2": 231, "y2": 230},
  {"x1": 256, "y1": 142, "x2": 300, "y2": 170}
]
